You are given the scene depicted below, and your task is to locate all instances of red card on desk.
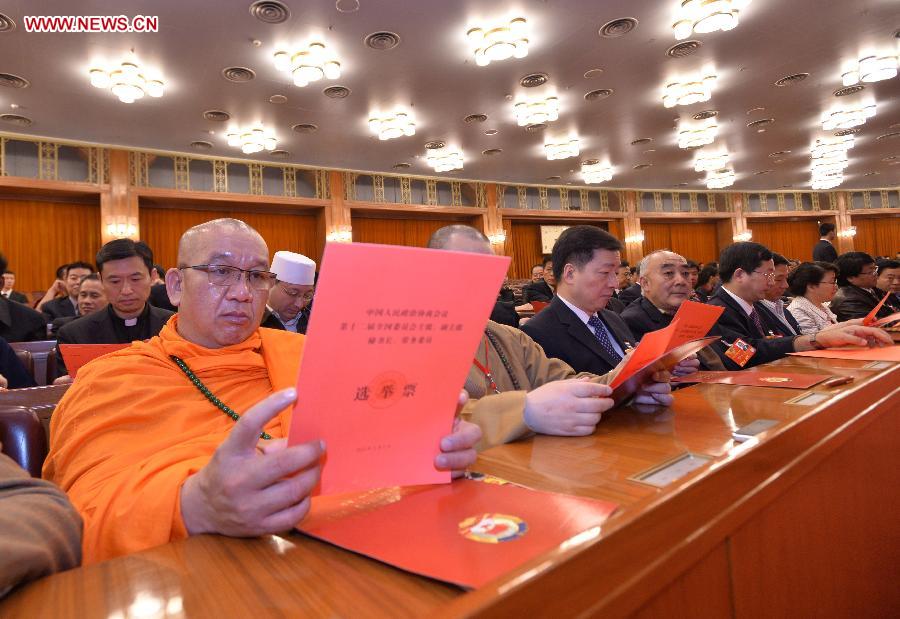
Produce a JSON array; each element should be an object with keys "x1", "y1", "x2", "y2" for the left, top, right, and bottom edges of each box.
[
  {"x1": 297, "y1": 475, "x2": 618, "y2": 589},
  {"x1": 863, "y1": 291, "x2": 891, "y2": 326},
  {"x1": 788, "y1": 346, "x2": 900, "y2": 362},
  {"x1": 58, "y1": 343, "x2": 129, "y2": 378},
  {"x1": 289, "y1": 243, "x2": 510, "y2": 495},
  {"x1": 672, "y1": 370, "x2": 831, "y2": 389}
]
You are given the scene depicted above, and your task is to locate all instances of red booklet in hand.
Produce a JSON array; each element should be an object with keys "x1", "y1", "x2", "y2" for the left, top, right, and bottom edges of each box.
[
  {"x1": 297, "y1": 475, "x2": 618, "y2": 589},
  {"x1": 607, "y1": 300, "x2": 724, "y2": 404},
  {"x1": 289, "y1": 242, "x2": 510, "y2": 495}
]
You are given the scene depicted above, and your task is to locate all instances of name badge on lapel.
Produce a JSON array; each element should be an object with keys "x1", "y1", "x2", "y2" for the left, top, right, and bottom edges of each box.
[{"x1": 723, "y1": 338, "x2": 755, "y2": 367}]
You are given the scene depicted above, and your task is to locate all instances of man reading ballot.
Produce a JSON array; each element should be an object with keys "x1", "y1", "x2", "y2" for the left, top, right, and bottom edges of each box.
[{"x1": 43, "y1": 218, "x2": 481, "y2": 564}]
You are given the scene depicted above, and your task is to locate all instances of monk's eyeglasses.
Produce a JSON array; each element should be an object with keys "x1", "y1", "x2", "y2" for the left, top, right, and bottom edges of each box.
[{"x1": 182, "y1": 265, "x2": 277, "y2": 290}]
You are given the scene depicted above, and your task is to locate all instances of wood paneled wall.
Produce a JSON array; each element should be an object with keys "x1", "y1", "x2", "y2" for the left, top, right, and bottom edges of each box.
[
  {"x1": 139, "y1": 206, "x2": 321, "y2": 272},
  {"x1": 641, "y1": 221, "x2": 720, "y2": 264},
  {"x1": 0, "y1": 199, "x2": 101, "y2": 293},
  {"x1": 350, "y1": 216, "x2": 475, "y2": 249},
  {"x1": 851, "y1": 215, "x2": 900, "y2": 257},
  {"x1": 502, "y1": 221, "x2": 543, "y2": 280},
  {"x1": 748, "y1": 219, "x2": 821, "y2": 261}
]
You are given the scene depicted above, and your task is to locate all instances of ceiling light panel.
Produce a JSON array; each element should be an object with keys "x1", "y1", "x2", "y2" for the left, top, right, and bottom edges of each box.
[
  {"x1": 672, "y1": 0, "x2": 752, "y2": 40},
  {"x1": 678, "y1": 119, "x2": 718, "y2": 148},
  {"x1": 425, "y1": 147, "x2": 464, "y2": 172},
  {"x1": 226, "y1": 124, "x2": 277, "y2": 154},
  {"x1": 705, "y1": 167, "x2": 736, "y2": 189},
  {"x1": 273, "y1": 41, "x2": 341, "y2": 87},
  {"x1": 514, "y1": 95, "x2": 559, "y2": 126},
  {"x1": 581, "y1": 161, "x2": 614, "y2": 183},
  {"x1": 693, "y1": 149, "x2": 730, "y2": 172},
  {"x1": 368, "y1": 110, "x2": 416, "y2": 140},
  {"x1": 467, "y1": 17, "x2": 529, "y2": 66},
  {"x1": 810, "y1": 135, "x2": 853, "y2": 189},
  {"x1": 841, "y1": 52, "x2": 899, "y2": 86},
  {"x1": 662, "y1": 70, "x2": 717, "y2": 108},
  {"x1": 544, "y1": 137, "x2": 580, "y2": 160},
  {"x1": 89, "y1": 57, "x2": 164, "y2": 103},
  {"x1": 821, "y1": 102, "x2": 876, "y2": 131}
]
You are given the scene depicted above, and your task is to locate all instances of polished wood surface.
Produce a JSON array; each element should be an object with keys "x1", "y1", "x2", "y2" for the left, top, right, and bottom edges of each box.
[{"x1": 1, "y1": 355, "x2": 897, "y2": 618}]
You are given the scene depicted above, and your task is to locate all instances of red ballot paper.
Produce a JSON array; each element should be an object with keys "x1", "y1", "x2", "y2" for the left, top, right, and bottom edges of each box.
[
  {"x1": 297, "y1": 475, "x2": 618, "y2": 589},
  {"x1": 863, "y1": 291, "x2": 892, "y2": 326},
  {"x1": 788, "y1": 346, "x2": 900, "y2": 362},
  {"x1": 672, "y1": 370, "x2": 832, "y2": 389},
  {"x1": 871, "y1": 311, "x2": 900, "y2": 327},
  {"x1": 58, "y1": 343, "x2": 129, "y2": 377},
  {"x1": 289, "y1": 243, "x2": 510, "y2": 495},
  {"x1": 607, "y1": 300, "x2": 724, "y2": 403}
]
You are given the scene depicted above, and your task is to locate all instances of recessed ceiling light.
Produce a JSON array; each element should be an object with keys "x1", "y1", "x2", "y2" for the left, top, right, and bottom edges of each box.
[
  {"x1": 268, "y1": 94, "x2": 287, "y2": 104},
  {"x1": 781, "y1": 185, "x2": 793, "y2": 189},
  {"x1": 482, "y1": 148, "x2": 503, "y2": 156},
  {"x1": 692, "y1": 109, "x2": 718, "y2": 120},
  {"x1": 249, "y1": 1, "x2": 290, "y2": 23},
  {"x1": 673, "y1": 182, "x2": 689, "y2": 187},
  {"x1": 425, "y1": 140, "x2": 446, "y2": 150},
  {"x1": 519, "y1": 73, "x2": 549, "y2": 88},
  {"x1": 822, "y1": 103, "x2": 875, "y2": 131},
  {"x1": 392, "y1": 162, "x2": 411, "y2": 169},
  {"x1": 882, "y1": 156, "x2": 897, "y2": 161},
  {"x1": 222, "y1": 66, "x2": 256, "y2": 83},
  {"x1": 599, "y1": 17, "x2": 638, "y2": 38},
  {"x1": 190, "y1": 140, "x2": 213, "y2": 150},
  {"x1": 746, "y1": 106, "x2": 765, "y2": 115},
  {"x1": 834, "y1": 84, "x2": 865, "y2": 97},
  {"x1": 666, "y1": 40, "x2": 702, "y2": 58},
  {"x1": 583, "y1": 68, "x2": 604, "y2": 79},
  {"x1": 754, "y1": 169, "x2": 774, "y2": 175},
  {"x1": 484, "y1": 129, "x2": 498, "y2": 136},
  {"x1": 633, "y1": 163, "x2": 652, "y2": 170},
  {"x1": 747, "y1": 118, "x2": 775, "y2": 129},
  {"x1": 544, "y1": 138, "x2": 579, "y2": 160},
  {"x1": 323, "y1": 85, "x2": 350, "y2": 98},
  {"x1": 582, "y1": 161, "x2": 614, "y2": 183},
  {"x1": 774, "y1": 73, "x2": 809, "y2": 87},
  {"x1": 672, "y1": 2, "x2": 748, "y2": 40},
  {"x1": 834, "y1": 127, "x2": 861, "y2": 136},
  {"x1": 546, "y1": 175, "x2": 562, "y2": 181},
  {"x1": 425, "y1": 147, "x2": 464, "y2": 172},
  {"x1": 468, "y1": 17, "x2": 529, "y2": 66},
  {"x1": 0, "y1": 13, "x2": 16, "y2": 32},
  {"x1": 769, "y1": 150, "x2": 791, "y2": 157},
  {"x1": 584, "y1": 88, "x2": 613, "y2": 101},
  {"x1": 464, "y1": 113, "x2": 488, "y2": 123},
  {"x1": 203, "y1": 110, "x2": 231, "y2": 122},
  {"x1": 335, "y1": 0, "x2": 360, "y2": 13},
  {"x1": 876, "y1": 131, "x2": 900, "y2": 141},
  {"x1": 89, "y1": 58, "x2": 165, "y2": 103},
  {"x1": 0, "y1": 113, "x2": 31, "y2": 126},
  {"x1": 292, "y1": 123, "x2": 318, "y2": 133},
  {"x1": 524, "y1": 123, "x2": 547, "y2": 133},
  {"x1": 863, "y1": 171, "x2": 880, "y2": 176},
  {"x1": 630, "y1": 138, "x2": 652, "y2": 145},
  {"x1": 662, "y1": 71, "x2": 717, "y2": 108},
  {"x1": 270, "y1": 150, "x2": 291, "y2": 159},
  {"x1": 364, "y1": 31, "x2": 401, "y2": 50},
  {"x1": 368, "y1": 111, "x2": 414, "y2": 139},
  {"x1": 226, "y1": 124, "x2": 278, "y2": 154},
  {"x1": 643, "y1": 149, "x2": 656, "y2": 154},
  {"x1": 274, "y1": 42, "x2": 341, "y2": 87},
  {"x1": 0, "y1": 73, "x2": 29, "y2": 89},
  {"x1": 9, "y1": 103, "x2": 18, "y2": 109}
]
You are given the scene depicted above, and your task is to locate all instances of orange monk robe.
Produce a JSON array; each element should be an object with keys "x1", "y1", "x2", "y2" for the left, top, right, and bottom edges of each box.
[{"x1": 42, "y1": 315, "x2": 305, "y2": 564}]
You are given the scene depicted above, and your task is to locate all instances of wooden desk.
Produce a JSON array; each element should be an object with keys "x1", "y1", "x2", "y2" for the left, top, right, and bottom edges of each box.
[{"x1": 2, "y1": 356, "x2": 898, "y2": 618}]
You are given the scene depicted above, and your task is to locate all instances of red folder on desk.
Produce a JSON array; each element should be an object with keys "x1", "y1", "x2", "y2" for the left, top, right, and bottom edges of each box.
[
  {"x1": 672, "y1": 370, "x2": 832, "y2": 389},
  {"x1": 607, "y1": 301, "x2": 724, "y2": 404},
  {"x1": 289, "y1": 242, "x2": 510, "y2": 495},
  {"x1": 297, "y1": 475, "x2": 618, "y2": 589}
]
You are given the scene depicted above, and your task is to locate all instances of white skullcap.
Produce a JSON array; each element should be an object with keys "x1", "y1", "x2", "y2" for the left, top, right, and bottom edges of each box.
[{"x1": 270, "y1": 251, "x2": 316, "y2": 285}]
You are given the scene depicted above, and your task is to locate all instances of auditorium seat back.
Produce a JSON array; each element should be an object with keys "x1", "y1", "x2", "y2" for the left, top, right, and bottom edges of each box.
[
  {"x1": 14, "y1": 348, "x2": 34, "y2": 380},
  {"x1": 0, "y1": 407, "x2": 47, "y2": 477},
  {"x1": 10, "y1": 340, "x2": 58, "y2": 386},
  {"x1": 0, "y1": 384, "x2": 71, "y2": 451}
]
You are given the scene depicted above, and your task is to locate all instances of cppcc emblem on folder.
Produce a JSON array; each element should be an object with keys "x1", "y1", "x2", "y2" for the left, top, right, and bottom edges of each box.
[{"x1": 458, "y1": 513, "x2": 528, "y2": 544}]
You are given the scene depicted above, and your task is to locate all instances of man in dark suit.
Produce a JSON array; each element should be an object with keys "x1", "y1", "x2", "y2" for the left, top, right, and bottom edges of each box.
[
  {"x1": 707, "y1": 242, "x2": 889, "y2": 370},
  {"x1": 875, "y1": 259, "x2": 900, "y2": 311},
  {"x1": 616, "y1": 282, "x2": 642, "y2": 306},
  {"x1": 523, "y1": 226, "x2": 648, "y2": 377},
  {"x1": 812, "y1": 223, "x2": 838, "y2": 263},
  {"x1": 830, "y1": 252, "x2": 895, "y2": 322},
  {"x1": 0, "y1": 254, "x2": 46, "y2": 342},
  {"x1": 55, "y1": 239, "x2": 173, "y2": 380},
  {"x1": 1, "y1": 271, "x2": 28, "y2": 305},
  {"x1": 621, "y1": 250, "x2": 725, "y2": 371},
  {"x1": 149, "y1": 282, "x2": 177, "y2": 312},
  {"x1": 522, "y1": 257, "x2": 555, "y2": 303},
  {"x1": 759, "y1": 253, "x2": 802, "y2": 336},
  {"x1": 40, "y1": 261, "x2": 94, "y2": 328}
]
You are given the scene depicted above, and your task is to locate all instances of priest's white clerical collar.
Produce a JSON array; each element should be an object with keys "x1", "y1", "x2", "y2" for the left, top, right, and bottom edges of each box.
[{"x1": 124, "y1": 317, "x2": 138, "y2": 327}]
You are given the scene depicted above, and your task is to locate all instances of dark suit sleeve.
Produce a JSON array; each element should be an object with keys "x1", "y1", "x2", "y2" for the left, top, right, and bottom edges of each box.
[
  {"x1": 829, "y1": 288, "x2": 873, "y2": 322},
  {"x1": 26, "y1": 313, "x2": 47, "y2": 343},
  {"x1": 54, "y1": 325, "x2": 74, "y2": 377},
  {"x1": 0, "y1": 338, "x2": 36, "y2": 388},
  {"x1": 710, "y1": 308, "x2": 797, "y2": 369}
]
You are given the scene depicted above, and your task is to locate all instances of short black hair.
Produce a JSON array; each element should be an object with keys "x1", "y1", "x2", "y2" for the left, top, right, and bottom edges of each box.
[
  {"x1": 56, "y1": 264, "x2": 69, "y2": 280},
  {"x1": 685, "y1": 259, "x2": 699, "y2": 271},
  {"x1": 2, "y1": 269, "x2": 13, "y2": 276},
  {"x1": 152, "y1": 264, "x2": 165, "y2": 276},
  {"x1": 619, "y1": 260, "x2": 630, "y2": 268},
  {"x1": 718, "y1": 242, "x2": 773, "y2": 283},
  {"x1": 532, "y1": 263, "x2": 544, "y2": 270},
  {"x1": 835, "y1": 251, "x2": 875, "y2": 287},
  {"x1": 79, "y1": 272, "x2": 101, "y2": 284},
  {"x1": 697, "y1": 264, "x2": 718, "y2": 287},
  {"x1": 551, "y1": 225, "x2": 623, "y2": 281},
  {"x1": 772, "y1": 253, "x2": 789, "y2": 267},
  {"x1": 0, "y1": 253, "x2": 7, "y2": 275},
  {"x1": 96, "y1": 239, "x2": 154, "y2": 274},
  {"x1": 542, "y1": 256, "x2": 553, "y2": 269},
  {"x1": 788, "y1": 261, "x2": 837, "y2": 296},
  {"x1": 819, "y1": 222, "x2": 836, "y2": 237},
  {"x1": 66, "y1": 261, "x2": 94, "y2": 275},
  {"x1": 876, "y1": 258, "x2": 900, "y2": 273}
]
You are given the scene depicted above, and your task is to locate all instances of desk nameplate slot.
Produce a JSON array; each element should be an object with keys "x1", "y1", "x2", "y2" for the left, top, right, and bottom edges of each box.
[{"x1": 630, "y1": 452, "x2": 712, "y2": 488}]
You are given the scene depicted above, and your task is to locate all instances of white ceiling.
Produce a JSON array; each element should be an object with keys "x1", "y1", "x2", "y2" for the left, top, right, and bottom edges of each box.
[{"x1": 0, "y1": 0, "x2": 898, "y2": 191}]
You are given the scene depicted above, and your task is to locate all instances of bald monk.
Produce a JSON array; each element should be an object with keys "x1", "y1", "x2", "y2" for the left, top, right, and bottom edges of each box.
[
  {"x1": 427, "y1": 225, "x2": 686, "y2": 449},
  {"x1": 44, "y1": 218, "x2": 482, "y2": 564}
]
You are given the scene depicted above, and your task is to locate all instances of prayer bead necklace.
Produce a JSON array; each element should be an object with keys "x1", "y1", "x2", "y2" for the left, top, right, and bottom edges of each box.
[
  {"x1": 170, "y1": 355, "x2": 272, "y2": 440},
  {"x1": 483, "y1": 329, "x2": 522, "y2": 391}
]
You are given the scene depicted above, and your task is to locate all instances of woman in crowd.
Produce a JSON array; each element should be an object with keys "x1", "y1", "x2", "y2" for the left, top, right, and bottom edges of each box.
[{"x1": 786, "y1": 261, "x2": 839, "y2": 334}]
